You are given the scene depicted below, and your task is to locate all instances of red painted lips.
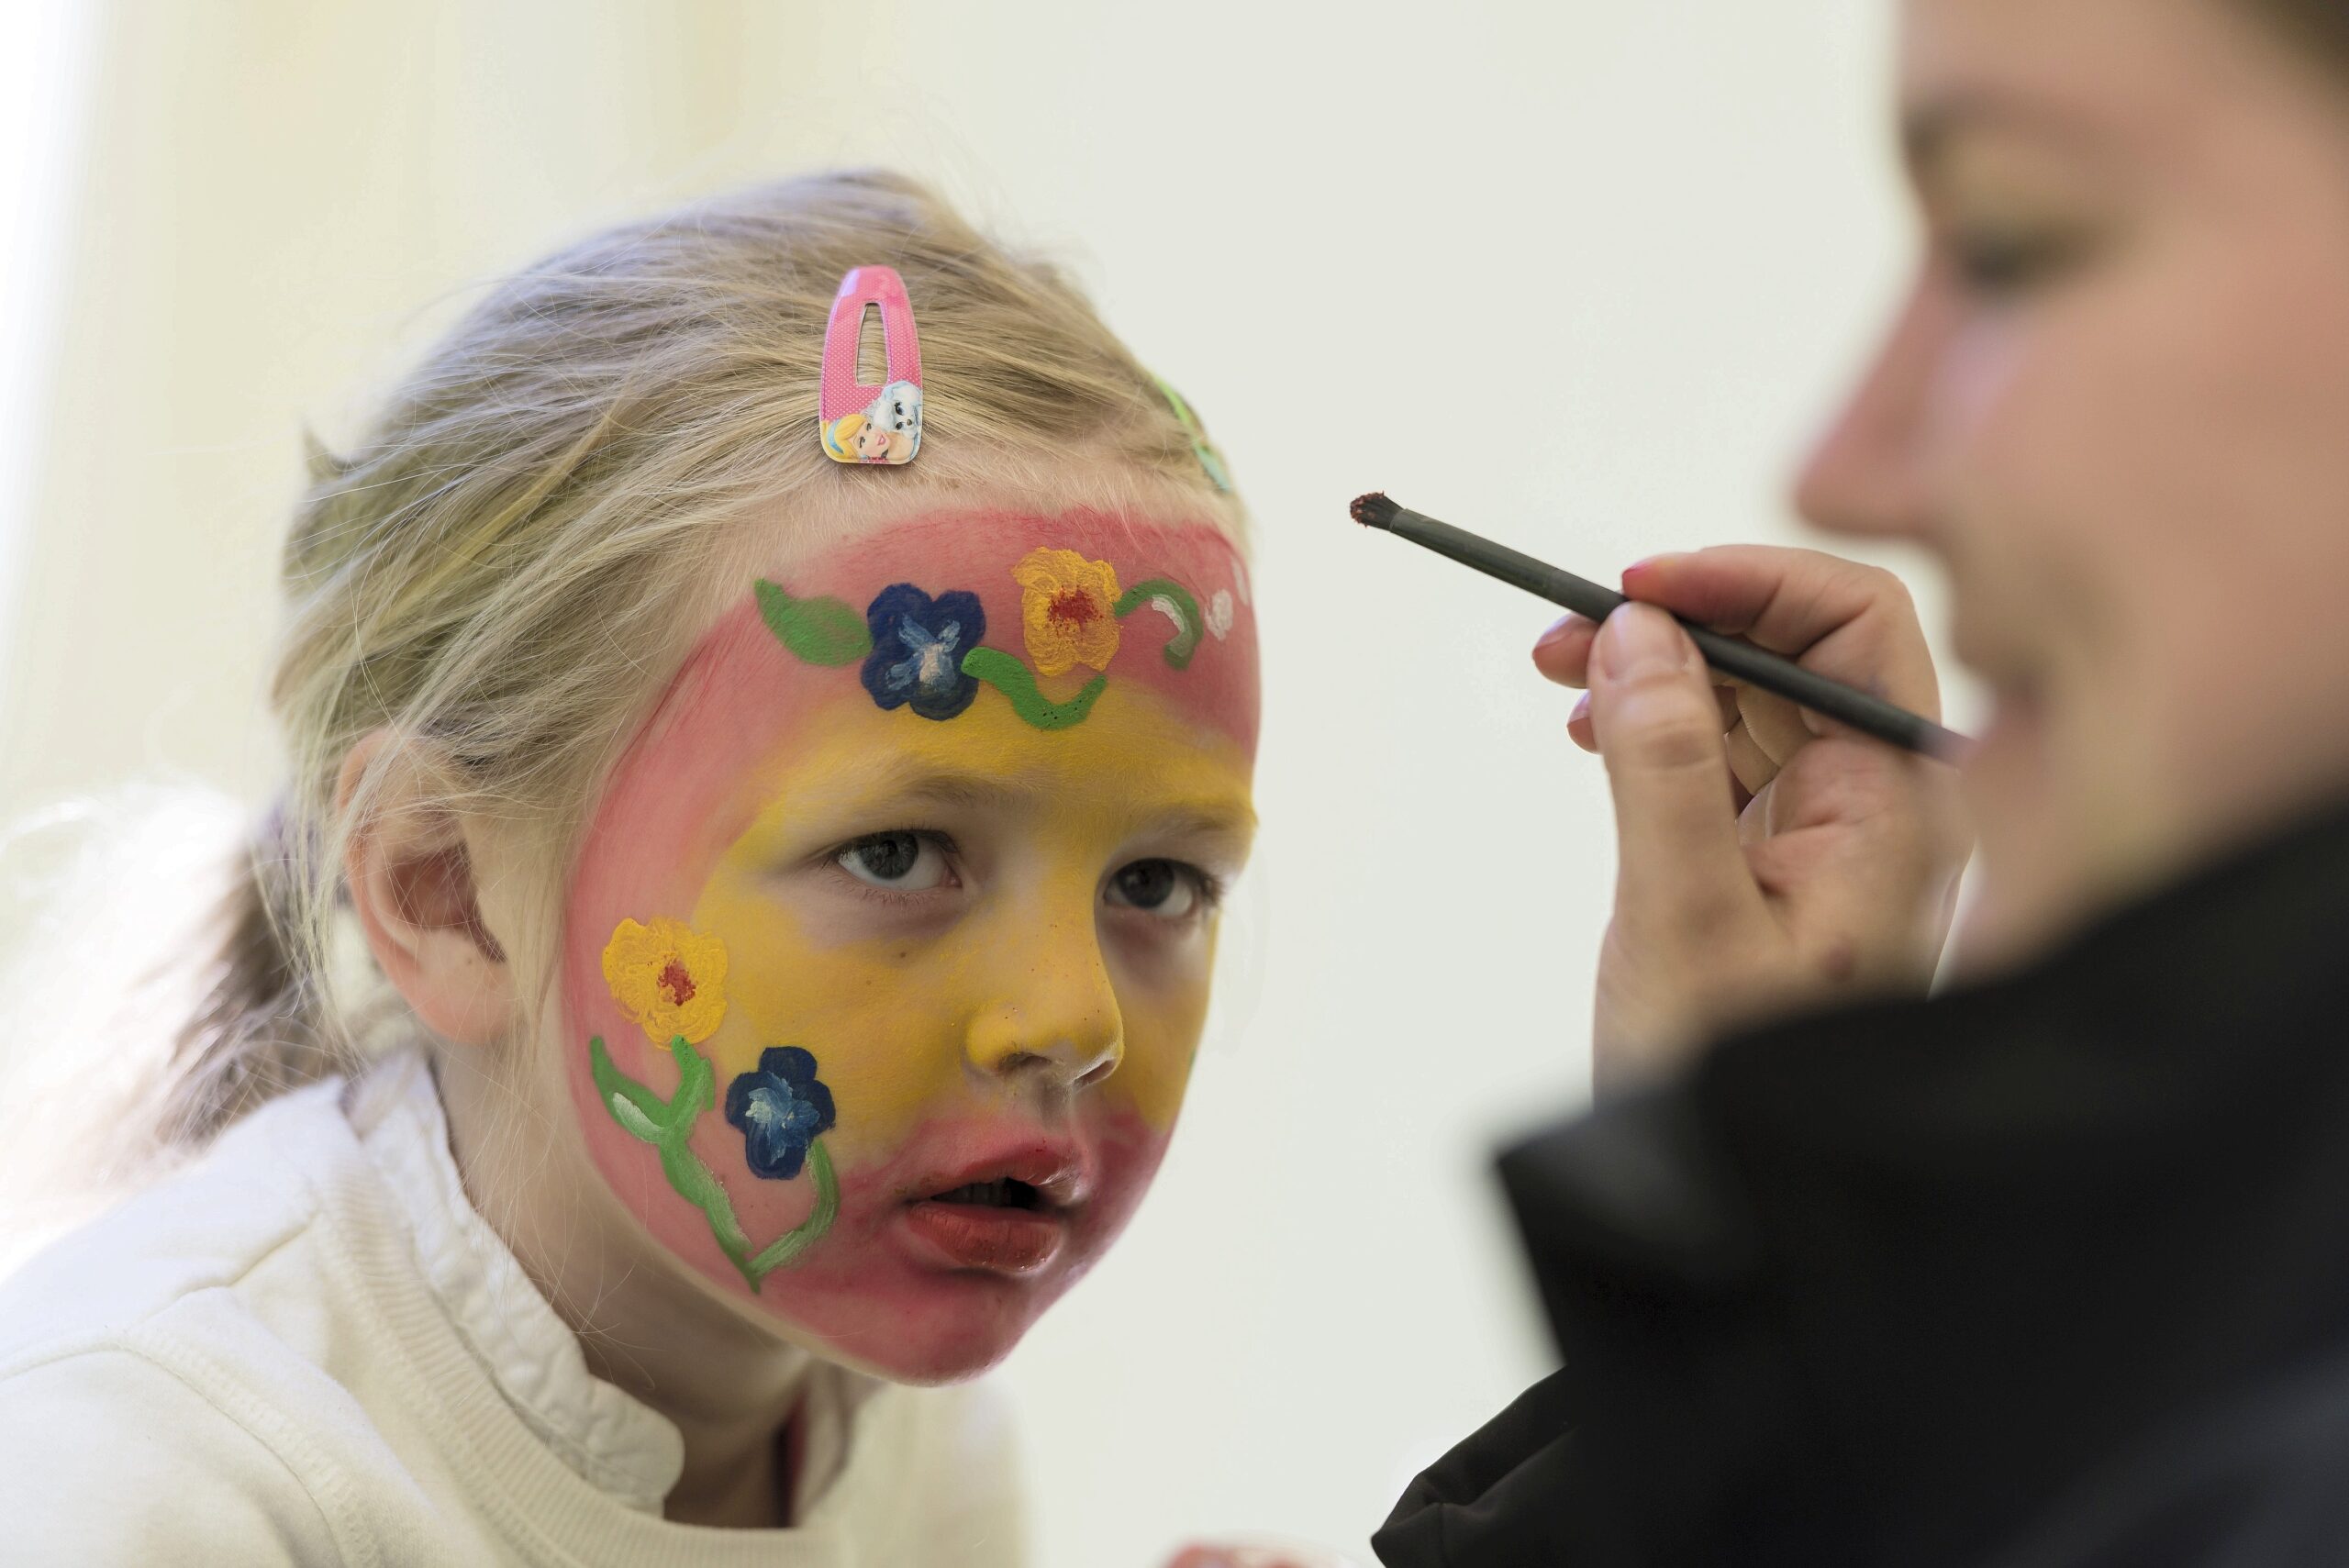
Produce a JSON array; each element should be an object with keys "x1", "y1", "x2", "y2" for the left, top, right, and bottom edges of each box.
[
  {"x1": 894, "y1": 1140, "x2": 1089, "y2": 1276},
  {"x1": 899, "y1": 1200, "x2": 1065, "y2": 1273}
]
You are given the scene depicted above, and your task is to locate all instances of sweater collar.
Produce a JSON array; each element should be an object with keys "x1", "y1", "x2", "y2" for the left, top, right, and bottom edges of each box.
[{"x1": 348, "y1": 1051, "x2": 688, "y2": 1512}]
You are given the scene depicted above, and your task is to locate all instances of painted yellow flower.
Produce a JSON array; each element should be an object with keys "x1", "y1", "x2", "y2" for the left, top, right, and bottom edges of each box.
[
  {"x1": 602, "y1": 917, "x2": 729, "y2": 1046},
  {"x1": 1012, "y1": 547, "x2": 1121, "y2": 676}
]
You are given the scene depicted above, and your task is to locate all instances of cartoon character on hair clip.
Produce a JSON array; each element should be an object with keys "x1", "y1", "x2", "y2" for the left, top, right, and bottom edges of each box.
[{"x1": 821, "y1": 379, "x2": 923, "y2": 464}]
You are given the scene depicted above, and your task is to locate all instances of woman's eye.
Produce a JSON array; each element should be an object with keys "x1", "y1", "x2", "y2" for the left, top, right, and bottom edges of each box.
[
  {"x1": 1947, "y1": 224, "x2": 2092, "y2": 298},
  {"x1": 835, "y1": 830, "x2": 952, "y2": 891},
  {"x1": 1106, "y1": 858, "x2": 1207, "y2": 919}
]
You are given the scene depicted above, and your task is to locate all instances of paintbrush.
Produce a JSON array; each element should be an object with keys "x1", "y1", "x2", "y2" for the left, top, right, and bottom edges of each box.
[{"x1": 1350, "y1": 492, "x2": 1972, "y2": 764}]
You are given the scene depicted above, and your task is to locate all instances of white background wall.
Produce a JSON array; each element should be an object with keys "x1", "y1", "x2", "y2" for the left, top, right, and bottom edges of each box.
[{"x1": 0, "y1": 4, "x2": 1969, "y2": 1563}]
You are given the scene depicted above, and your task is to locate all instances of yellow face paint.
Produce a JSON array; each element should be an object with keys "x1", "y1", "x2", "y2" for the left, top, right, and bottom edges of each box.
[{"x1": 693, "y1": 676, "x2": 1252, "y2": 1162}]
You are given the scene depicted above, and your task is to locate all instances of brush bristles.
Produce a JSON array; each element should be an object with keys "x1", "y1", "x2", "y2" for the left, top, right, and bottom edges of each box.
[{"x1": 1350, "y1": 491, "x2": 1399, "y2": 529}]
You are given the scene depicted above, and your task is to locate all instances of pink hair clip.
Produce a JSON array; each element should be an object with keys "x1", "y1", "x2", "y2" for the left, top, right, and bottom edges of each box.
[{"x1": 818, "y1": 265, "x2": 924, "y2": 465}]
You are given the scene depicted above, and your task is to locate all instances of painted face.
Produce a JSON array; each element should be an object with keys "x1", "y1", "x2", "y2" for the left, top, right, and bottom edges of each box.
[{"x1": 563, "y1": 506, "x2": 1258, "y2": 1381}]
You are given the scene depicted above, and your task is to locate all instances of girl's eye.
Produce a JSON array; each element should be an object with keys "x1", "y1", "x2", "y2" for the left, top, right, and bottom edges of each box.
[
  {"x1": 835, "y1": 830, "x2": 952, "y2": 891},
  {"x1": 1105, "y1": 858, "x2": 1208, "y2": 920}
]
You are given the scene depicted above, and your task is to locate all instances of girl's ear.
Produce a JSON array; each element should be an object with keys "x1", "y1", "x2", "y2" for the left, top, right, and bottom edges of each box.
[{"x1": 339, "y1": 730, "x2": 514, "y2": 1049}]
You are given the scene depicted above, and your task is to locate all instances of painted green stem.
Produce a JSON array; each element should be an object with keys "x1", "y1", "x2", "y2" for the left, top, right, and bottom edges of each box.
[
  {"x1": 961, "y1": 646, "x2": 1108, "y2": 729},
  {"x1": 587, "y1": 1034, "x2": 837, "y2": 1292},
  {"x1": 1115, "y1": 578, "x2": 1202, "y2": 669},
  {"x1": 747, "y1": 1140, "x2": 838, "y2": 1274}
]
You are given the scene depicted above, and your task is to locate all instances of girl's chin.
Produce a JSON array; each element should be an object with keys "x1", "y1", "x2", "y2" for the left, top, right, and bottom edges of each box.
[
  {"x1": 651, "y1": 1112, "x2": 1174, "y2": 1383},
  {"x1": 711, "y1": 1161, "x2": 1164, "y2": 1383},
  {"x1": 741, "y1": 1226, "x2": 1107, "y2": 1385}
]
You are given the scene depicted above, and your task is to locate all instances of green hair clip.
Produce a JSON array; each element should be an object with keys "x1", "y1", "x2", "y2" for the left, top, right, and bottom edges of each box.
[{"x1": 1154, "y1": 375, "x2": 1234, "y2": 494}]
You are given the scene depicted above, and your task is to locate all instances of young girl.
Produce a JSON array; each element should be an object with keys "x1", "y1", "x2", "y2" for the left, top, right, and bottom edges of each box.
[{"x1": 0, "y1": 171, "x2": 1260, "y2": 1563}]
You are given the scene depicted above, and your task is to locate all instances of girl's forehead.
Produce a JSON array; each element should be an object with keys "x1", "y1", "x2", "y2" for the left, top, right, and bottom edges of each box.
[
  {"x1": 611, "y1": 506, "x2": 1260, "y2": 817},
  {"x1": 782, "y1": 504, "x2": 1247, "y2": 620}
]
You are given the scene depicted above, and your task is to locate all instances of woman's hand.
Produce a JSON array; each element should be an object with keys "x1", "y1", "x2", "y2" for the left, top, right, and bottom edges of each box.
[{"x1": 1533, "y1": 547, "x2": 1972, "y2": 1093}]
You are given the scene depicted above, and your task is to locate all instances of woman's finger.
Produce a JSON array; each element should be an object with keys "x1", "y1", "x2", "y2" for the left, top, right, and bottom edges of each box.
[
  {"x1": 1620, "y1": 545, "x2": 1942, "y2": 719},
  {"x1": 1567, "y1": 692, "x2": 1595, "y2": 751},
  {"x1": 1568, "y1": 684, "x2": 1744, "y2": 756},
  {"x1": 1586, "y1": 605, "x2": 1763, "y2": 934},
  {"x1": 1540, "y1": 548, "x2": 1939, "y2": 753},
  {"x1": 1724, "y1": 719, "x2": 1778, "y2": 797},
  {"x1": 1735, "y1": 684, "x2": 1814, "y2": 767},
  {"x1": 1532, "y1": 613, "x2": 1598, "y2": 688}
]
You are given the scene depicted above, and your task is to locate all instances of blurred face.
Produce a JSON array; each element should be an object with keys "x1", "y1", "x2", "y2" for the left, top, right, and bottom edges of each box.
[
  {"x1": 1798, "y1": 0, "x2": 2349, "y2": 965},
  {"x1": 562, "y1": 505, "x2": 1258, "y2": 1382}
]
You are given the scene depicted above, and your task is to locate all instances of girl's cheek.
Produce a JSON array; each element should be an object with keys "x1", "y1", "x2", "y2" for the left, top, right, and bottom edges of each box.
[
  {"x1": 1097, "y1": 969, "x2": 1211, "y2": 1135},
  {"x1": 691, "y1": 875, "x2": 975, "y2": 1159},
  {"x1": 687, "y1": 849, "x2": 1214, "y2": 1150}
]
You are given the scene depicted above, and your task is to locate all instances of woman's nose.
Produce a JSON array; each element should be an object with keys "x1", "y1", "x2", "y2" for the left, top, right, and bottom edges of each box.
[
  {"x1": 1794, "y1": 275, "x2": 1950, "y2": 543},
  {"x1": 963, "y1": 928, "x2": 1124, "y2": 1095}
]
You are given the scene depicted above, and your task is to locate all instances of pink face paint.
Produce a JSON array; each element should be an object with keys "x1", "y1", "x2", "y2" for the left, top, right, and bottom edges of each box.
[{"x1": 564, "y1": 507, "x2": 1258, "y2": 1380}]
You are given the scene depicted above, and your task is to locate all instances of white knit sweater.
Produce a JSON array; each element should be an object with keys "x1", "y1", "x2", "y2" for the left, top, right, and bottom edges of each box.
[{"x1": 0, "y1": 1052, "x2": 1027, "y2": 1566}]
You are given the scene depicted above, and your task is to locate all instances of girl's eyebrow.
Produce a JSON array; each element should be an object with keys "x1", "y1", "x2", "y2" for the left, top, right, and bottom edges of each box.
[
  {"x1": 883, "y1": 767, "x2": 1020, "y2": 813},
  {"x1": 1147, "y1": 803, "x2": 1259, "y2": 840},
  {"x1": 856, "y1": 762, "x2": 1257, "y2": 841}
]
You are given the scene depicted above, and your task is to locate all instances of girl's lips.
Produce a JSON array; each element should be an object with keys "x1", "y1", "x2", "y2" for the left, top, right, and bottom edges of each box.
[
  {"x1": 897, "y1": 1200, "x2": 1067, "y2": 1274},
  {"x1": 887, "y1": 1132, "x2": 1093, "y2": 1275},
  {"x1": 895, "y1": 1139, "x2": 1093, "y2": 1209}
]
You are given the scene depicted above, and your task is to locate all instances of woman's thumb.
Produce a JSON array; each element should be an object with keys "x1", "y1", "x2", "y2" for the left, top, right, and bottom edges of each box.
[{"x1": 1586, "y1": 605, "x2": 1758, "y2": 931}]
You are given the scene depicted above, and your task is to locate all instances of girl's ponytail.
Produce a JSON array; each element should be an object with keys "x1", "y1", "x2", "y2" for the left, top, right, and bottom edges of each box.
[{"x1": 157, "y1": 804, "x2": 341, "y2": 1150}]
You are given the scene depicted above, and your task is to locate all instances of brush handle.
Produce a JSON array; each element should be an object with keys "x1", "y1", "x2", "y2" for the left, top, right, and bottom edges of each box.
[{"x1": 1386, "y1": 510, "x2": 1970, "y2": 763}]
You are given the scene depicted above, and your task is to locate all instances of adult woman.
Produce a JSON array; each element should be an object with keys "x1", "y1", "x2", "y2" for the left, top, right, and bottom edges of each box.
[{"x1": 1379, "y1": 1, "x2": 2349, "y2": 1562}]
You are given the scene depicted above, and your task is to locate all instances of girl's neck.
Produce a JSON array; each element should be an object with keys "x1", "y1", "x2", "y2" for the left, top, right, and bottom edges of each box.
[{"x1": 433, "y1": 1048, "x2": 822, "y2": 1529}]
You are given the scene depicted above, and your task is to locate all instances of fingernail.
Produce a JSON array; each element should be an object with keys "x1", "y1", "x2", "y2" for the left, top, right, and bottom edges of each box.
[
  {"x1": 1598, "y1": 604, "x2": 1692, "y2": 681},
  {"x1": 1620, "y1": 552, "x2": 1684, "y2": 592},
  {"x1": 1533, "y1": 613, "x2": 1583, "y2": 651}
]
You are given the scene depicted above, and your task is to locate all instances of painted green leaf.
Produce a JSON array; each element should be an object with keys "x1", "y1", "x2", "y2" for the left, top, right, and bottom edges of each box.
[
  {"x1": 962, "y1": 647, "x2": 1108, "y2": 730},
  {"x1": 1115, "y1": 578, "x2": 1202, "y2": 670},
  {"x1": 589, "y1": 1036, "x2": 671, "y2": 1140},
  {"x1": 755, "y1": 579, "x2": 872, "y2": 667},
  {"x1": 607, "y1": 1094, "x2": 662, "y2": 1142}
]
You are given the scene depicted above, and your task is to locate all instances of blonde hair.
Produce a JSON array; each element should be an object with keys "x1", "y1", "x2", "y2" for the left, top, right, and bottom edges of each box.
[{"x1": 162, "y1": 169, "x2": 1241, "y2": 1154}]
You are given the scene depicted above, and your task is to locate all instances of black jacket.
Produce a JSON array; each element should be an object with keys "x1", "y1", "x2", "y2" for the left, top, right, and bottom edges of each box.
[{"x1": 1375, "y1": 803, "x2": 2349, "y2": 1567}]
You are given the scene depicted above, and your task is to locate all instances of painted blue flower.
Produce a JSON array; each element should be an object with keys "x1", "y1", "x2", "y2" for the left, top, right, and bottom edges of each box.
[
  {"x1": 723, "y1": 1047, "x2": 838, "y2": 1181},
  {"x1": 860, "y1": 584, "x2": 985, "y2": 721}
]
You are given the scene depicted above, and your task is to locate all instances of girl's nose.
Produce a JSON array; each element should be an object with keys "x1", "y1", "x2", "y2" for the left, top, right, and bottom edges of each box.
[{"x1": 963, "y1": 933, "x2": 1124, "y2": 1095}]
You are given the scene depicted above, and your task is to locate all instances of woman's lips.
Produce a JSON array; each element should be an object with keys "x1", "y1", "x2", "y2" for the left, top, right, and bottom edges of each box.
[{"x1": 1975, "y1": 678, "x2": 2046, "y2": 768}]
